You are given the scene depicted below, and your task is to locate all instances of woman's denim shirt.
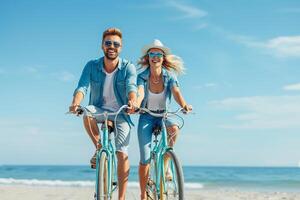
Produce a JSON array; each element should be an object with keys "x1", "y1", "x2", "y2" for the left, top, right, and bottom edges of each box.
[
  {"x1": 137, "y1": 67, "x2": 179, "y2": 109},
  {"x1": 74, "y1": 57, "x2": 137, "y2": 125}
]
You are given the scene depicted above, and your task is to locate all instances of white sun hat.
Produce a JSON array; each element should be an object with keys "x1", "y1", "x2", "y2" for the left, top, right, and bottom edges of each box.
[{"x1": 141, "y1": 39, "x2": 171, "y2": 55}]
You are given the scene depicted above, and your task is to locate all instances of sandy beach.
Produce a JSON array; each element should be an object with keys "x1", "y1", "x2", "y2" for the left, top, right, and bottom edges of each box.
[{"x1": 1, "y1": 185, "x2": 300, "y2": 200}]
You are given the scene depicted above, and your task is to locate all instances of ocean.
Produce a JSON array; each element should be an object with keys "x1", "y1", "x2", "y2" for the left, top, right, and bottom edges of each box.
[{"x1": 1, "y1": 165, "x2": 300, "y2": 191}]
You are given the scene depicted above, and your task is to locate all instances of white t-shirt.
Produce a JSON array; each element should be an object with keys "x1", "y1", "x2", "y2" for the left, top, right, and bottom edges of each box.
[
  {"x1": 102, "y1": 68, "x2": 120, "y2": 112},
  {"x1": 147, "y1": 88, "x2": 166, "y2": 111}
]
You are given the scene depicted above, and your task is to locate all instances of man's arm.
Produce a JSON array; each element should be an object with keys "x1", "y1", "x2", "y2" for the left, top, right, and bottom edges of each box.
[
  {"x1": 69, "y1": 62, "x2": 91, "y2": 113},
  {"x1": 69, "y1": 91, "x2": 84, "y2": 113},
  {"x1": 125, "y1": 63, "x2": 138, "y2": 113},
  {"x1": 127, "y1": 91, "x2": 137, "y2": 114},
  {"x1": 136, "y1": 85, "x2": 145, "y2": 108}
]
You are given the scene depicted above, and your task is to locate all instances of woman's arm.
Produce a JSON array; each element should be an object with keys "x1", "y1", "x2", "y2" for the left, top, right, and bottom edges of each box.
[{"x1": 172, "y1": 86, "x2": 192, "y2": 112}]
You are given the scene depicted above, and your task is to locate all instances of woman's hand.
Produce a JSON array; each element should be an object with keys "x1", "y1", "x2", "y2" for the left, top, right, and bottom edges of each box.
[{"x1": 182, "y1": 104, "x2": 192, "y2": 114}]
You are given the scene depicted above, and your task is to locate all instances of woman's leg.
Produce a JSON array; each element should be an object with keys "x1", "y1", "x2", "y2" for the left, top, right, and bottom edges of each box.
[
  {"x1": 139, "y1": 163, "x2": 150, "y2": 200},
  {"x1": 166, "y1": 125, "x2": 179, "y2": 147},
  {"x1": 164, "y1": 125, "x2": 179, "y2": 179}
]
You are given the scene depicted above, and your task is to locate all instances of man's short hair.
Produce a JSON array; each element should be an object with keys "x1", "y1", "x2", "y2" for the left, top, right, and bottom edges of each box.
[{"x1": 102, "y1": 28, "x2": 122, "y2": 41}]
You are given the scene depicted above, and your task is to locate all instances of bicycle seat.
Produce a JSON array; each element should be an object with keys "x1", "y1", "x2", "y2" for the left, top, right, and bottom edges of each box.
[
  {"x1": 152, "y1": 125, "x2": 162, "y2": 136},
  {"x1": 101, "y1": 120, "x2": 114, "y2": 133}
]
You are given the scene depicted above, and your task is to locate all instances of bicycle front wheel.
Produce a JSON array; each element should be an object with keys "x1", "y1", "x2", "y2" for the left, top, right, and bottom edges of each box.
[
  {"x1": 146, "y1": 156, "x2": 158, "y2": 200},
  {"x1": 96, "y1": 152, "x2": 110, "y2": 200},
  {"x1": 160, "y1": 150, "x2": 184, "y2": 200}
]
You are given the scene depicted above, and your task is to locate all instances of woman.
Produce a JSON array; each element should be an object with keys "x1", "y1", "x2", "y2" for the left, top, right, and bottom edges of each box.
[{"x1": 136, "y1": 39, "x2": 192, "y2": 200}]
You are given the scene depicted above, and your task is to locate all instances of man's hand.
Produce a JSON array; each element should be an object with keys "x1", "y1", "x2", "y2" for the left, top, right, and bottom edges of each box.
[
  {"x1": 127, "y1": 100, "x2": 137, "y2": 114},
  {"x1": 70, "y1": 92, "x2": 84, "y2": 114},
  {"x1": 69, "y1": 104, "x2": 80, "y2": 114}
]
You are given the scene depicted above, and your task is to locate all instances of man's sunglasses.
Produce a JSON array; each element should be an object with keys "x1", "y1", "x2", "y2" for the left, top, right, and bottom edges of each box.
[
  {"x1": 104, "y1": 40, "x2": 121, "y2": 48},
  {"x1": 148, "y1": 52, "x2": 164, "y2": 58}
]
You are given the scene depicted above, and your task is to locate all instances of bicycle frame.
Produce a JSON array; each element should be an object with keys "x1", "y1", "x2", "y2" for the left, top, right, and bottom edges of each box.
[
  {"x1": 67, "y1": 105, "x2": 128, "y2": 199},
  {"x1": 151, "y1": 119, "x2": 173, "y2": 195},
  {"x1": 95, "y1": 114, "x2": 118, "y2": 197},
  {"x1": 140, "y1": 108, "x2": 184, "y2": 198}
]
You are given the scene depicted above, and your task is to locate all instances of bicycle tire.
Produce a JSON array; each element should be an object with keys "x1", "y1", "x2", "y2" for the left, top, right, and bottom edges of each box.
[
  {"x1": 96, "y1": 152, "x2": 110, "y2": 200},
  {"x1": 146, "y1": 156, "x2": 158, "y2": 200},
  {"x1": 160, "y1": 150, "x2": 184, "y2": 200}
]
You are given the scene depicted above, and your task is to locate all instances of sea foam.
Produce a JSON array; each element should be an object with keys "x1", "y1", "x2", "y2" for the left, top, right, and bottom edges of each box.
[{"x1": 0, "y1": 178, "x2": 203, "y2": 189}]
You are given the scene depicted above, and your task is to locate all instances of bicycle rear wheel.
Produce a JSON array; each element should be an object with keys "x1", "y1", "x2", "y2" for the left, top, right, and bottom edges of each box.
[
  {"x1": 160, "y1": 150, "x2": 184, "y2": 200},
  {"x1": 96, "y1": 152, "x2": 111, "y2": 200}
]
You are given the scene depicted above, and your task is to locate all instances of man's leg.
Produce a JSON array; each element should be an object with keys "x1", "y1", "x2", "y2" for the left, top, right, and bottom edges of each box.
[
  {"x1": 83, "y1": 105, "x2": 104, "y2": 149},
  {"x1": 83, "y1": 116, "x2": 100, "y2": 148},
  {"x1": 117, "y1": 151, "x2": 130, "y2": 200},
  {"x1": 114, "y1": 119, "x2": 131, "y2": 200}
]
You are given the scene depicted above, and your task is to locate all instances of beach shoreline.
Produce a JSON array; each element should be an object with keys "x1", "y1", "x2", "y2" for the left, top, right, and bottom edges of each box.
[{"x1": 1, "y1": 185, "x2": 300, "y2": 200}]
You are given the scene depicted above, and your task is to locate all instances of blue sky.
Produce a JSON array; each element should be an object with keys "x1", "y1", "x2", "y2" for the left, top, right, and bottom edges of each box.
[{"x1": 1, "y1": 0, "x2": 300, "y2": 166}]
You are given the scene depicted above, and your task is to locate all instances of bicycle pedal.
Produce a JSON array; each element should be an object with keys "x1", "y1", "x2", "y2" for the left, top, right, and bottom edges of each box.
[
  {"x1": 90, "y1": 164, "x2": 96, "y2": 169},
  {"x1": 147, "y1": 179, "x2": 155, "y2": 186}
]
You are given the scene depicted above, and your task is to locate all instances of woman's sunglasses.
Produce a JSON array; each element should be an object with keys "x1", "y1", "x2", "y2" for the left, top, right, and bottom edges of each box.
[{"x1": 148, "y1": 52, "x2": 164, "y2": 58}]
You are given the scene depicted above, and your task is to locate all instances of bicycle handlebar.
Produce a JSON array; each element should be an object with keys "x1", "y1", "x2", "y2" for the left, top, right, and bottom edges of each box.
[
  {"x1": 66, "y1": 105, "x2": 129, "y2": 119},
  {"x1": 137, "y1": 107, "x2": 185, "y2": 118}
]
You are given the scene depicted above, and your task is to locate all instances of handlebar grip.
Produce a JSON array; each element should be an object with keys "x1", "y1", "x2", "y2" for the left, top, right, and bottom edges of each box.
[
  {"x1": 76, "y1": 108, "x2": 84, "y2": 115},
  {"x1": 134, "y1": 107, "x2": 140, "y2": 113}
]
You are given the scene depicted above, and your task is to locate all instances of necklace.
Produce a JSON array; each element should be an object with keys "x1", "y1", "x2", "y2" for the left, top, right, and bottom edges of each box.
[{"x1": 151, "y1": 76, "x2": 161, "y2": 84}]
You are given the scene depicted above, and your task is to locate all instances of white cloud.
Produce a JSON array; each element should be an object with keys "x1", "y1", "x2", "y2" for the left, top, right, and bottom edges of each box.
[
  {"x1": 57, "y1": 71, "x2": 76, "y2": 82},
  {"x1": 24, "y1": 66, "x2": 39, "y2": 73},
  {"x1": 283, "y1": 83, "x2": 300, "y2": 91},
  {"x1": 194, "y1": 23, "x2": 208, "y2": 30},
  {"x1": 0, "y1": 118, "x2": 43, "y2": 136},
  {"x1": 167, "y1": 0, "x2": 207, "y2": 19},
  {"x1": 229, "y1": 34, "x2": 300, "y2": 58},
  {"x1": 210, "y1": 95, "x2": 300, "y2": 129},
  {"x1": 22, "y1": 65, "x2": 47, "y2": 74},
  {"x1": 20, "y1": 65, "x2": 46, "y2": 78},
  {"x1": 194, "y1": 82, "x2": 218, "y2": 90},
  {"x1": 204, "y1": 83, "x2": 217, "y2": 87},
  {"x1": 265, "y1": 36, "x2": 300, "y2": 57}
]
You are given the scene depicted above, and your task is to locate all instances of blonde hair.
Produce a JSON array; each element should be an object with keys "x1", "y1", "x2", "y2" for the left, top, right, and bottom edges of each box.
[{"x1": 138, "y1": 52, "x2": 185, "y2": 75}]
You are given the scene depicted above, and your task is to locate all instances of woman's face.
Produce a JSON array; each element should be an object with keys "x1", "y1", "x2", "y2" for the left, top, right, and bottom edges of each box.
[{"x1": 148, "y1": 48, "x2": 164, "y2": 69}]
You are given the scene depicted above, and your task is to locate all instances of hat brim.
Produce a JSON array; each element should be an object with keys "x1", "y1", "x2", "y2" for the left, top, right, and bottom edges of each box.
[{"x1": 142, "y1": 45, "x2": 171, "y2": 56}]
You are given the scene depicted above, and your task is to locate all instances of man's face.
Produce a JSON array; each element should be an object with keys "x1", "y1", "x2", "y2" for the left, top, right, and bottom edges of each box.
[{"x1": 102, "y1": 35, "x2": 122, "y2": 60}]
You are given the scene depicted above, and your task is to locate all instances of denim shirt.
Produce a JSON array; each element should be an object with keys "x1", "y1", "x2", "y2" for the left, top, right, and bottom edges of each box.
[
  {"x1": 74, "y1": 57, "x2": 137, "y2": 125},
  {"x1": 137, "y1": 67, "x2": 179, "y2": 109}
]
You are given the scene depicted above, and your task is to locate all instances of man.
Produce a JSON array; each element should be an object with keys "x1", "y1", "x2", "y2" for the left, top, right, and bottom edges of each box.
[{"x1": 69, "y1": 28, "x2": 137, "y2": 200}]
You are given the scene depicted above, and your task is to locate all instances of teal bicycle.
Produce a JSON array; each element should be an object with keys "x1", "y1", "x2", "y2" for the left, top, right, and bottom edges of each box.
[
  {"x1": 138, "y1": 108, "x2": 186, "y2": 200},
  {"x1": 69, "y1": 105, "x2": 129, "y2": 200}
]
